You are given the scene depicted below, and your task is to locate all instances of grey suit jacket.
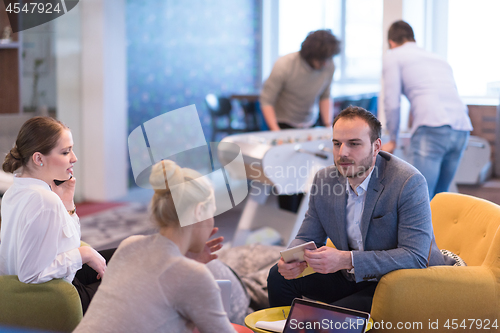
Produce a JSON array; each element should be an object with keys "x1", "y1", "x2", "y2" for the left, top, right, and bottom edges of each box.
[{"x1": 290, "y1": 151, "x2": 445, "y2": 283}]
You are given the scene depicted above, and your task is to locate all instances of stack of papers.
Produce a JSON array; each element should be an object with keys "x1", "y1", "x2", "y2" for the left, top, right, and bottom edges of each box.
[{"x1": 255, "y1": 319, "x2": 286, "y2": 332}]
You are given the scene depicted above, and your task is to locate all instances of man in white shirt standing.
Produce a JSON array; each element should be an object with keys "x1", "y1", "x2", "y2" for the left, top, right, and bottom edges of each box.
[{"x1": 381, "y1": 20, "x2": 473, "y2": 199}]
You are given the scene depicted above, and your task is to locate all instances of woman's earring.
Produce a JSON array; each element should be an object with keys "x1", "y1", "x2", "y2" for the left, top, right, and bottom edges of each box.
[{"x1": 40, "y1": 163, "x2": 43, "y2": 166}]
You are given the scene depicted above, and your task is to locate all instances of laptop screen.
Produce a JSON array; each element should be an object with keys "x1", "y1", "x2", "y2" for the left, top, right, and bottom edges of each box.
[{"x1": 283, "y1": 298, "x2": 369, "y2": 333}]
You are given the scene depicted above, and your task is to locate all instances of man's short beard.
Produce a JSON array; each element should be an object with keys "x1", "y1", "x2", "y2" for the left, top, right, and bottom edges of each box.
[
  {"x1": 336, "y1": 148, "x2": 375, "y2": 179},
  {"x1": 350, "y1": 154, "x2": 374, "y2": 178}
]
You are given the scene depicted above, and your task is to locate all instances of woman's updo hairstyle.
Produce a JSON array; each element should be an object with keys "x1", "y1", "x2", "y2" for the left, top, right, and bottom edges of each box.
[
  {"x1": 149, "y1": 160, "x2": 213, "y2": 228},
  {"x1": 2, "y1": 116, "x2": 68, "y2": 173}
]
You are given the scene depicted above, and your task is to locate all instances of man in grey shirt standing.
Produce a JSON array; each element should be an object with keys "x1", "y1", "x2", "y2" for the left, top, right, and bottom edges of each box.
[
  {"x1": 260, "y1": 29, "x2": 341, "y2": 131},
  {"x1": 260, "y1": 29, "x2": 341, "y2": 213}
]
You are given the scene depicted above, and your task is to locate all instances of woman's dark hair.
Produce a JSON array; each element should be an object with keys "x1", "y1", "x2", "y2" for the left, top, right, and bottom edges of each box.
[
  {"x1": 388, "y1": 20, "x2": 415, "y2": 44},
  {"x1": 2, "y1": 116, "x2": 68, "y2": 173},
  {"x1": 333, "y1": 106, "x2": 381, "y2": 143},
  {"x1": 299, "y1": 29, "x2": 341, "y2": 64}
]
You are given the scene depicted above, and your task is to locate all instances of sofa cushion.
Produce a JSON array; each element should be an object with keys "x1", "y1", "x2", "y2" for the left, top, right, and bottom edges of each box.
[{"x1": 441, "y1": 249, "x2": 467, "y2": 266}]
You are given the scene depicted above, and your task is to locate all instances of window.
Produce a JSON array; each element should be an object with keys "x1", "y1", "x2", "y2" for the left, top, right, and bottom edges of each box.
[
  {"x1": 278, "y1": 0, "x2": 382, "y2": 82},
  {"x1": 448, "y1": 0, "x2": 500, "y2": 96},
  {"x1": 278, "y1": 0, "x2": 341, "y2": 57},
  {"x1": 344, "y1": 0, "x2": 383, "y2": 80}
]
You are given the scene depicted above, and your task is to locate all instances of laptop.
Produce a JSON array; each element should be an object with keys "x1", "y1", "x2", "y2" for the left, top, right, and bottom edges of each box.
[
  {"x1": 282, "y1": 298, "x2": 371, "y2": 333},
  {"x1": 216, "y1": 280, "x2": 231, "y2": 315}
]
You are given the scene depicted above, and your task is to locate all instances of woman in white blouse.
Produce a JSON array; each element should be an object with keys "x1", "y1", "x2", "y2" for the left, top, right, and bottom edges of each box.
[{"x1": 0, "y1": 116, "x2": 111, "y2": 313}]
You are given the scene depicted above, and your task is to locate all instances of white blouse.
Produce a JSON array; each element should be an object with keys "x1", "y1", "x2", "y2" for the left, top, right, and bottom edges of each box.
[{"x1": 0, "y1": 176, "x2": 82, "y2": 283}]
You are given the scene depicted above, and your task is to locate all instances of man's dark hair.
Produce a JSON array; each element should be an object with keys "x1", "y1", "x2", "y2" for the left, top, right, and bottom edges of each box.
[
  {"x1": 332, "y1": 106, "x2": 381, "y2": 143},
  {"x1": 388, "y1": 20, "x2": 415, "y2": 44},
  {"x1": 299, "y1": 29, "x2": 341, "y2": 64}
]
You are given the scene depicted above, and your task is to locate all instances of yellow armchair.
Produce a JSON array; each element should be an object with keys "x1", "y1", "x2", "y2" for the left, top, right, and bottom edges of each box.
[{"x1": 370, "y1": 193, "x2": 500, "y2": 332}]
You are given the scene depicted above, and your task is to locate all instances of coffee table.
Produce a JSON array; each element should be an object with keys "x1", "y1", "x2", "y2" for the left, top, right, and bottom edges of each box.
[
  {"x1": 245, "y1": 306, "x2": 373, "y2": 332},
  {"x1": 245, "y1": 306, "x2": 290, "y2": 333}
]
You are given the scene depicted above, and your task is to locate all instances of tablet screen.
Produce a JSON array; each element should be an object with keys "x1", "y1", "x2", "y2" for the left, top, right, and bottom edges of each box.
[{"x1": 283, "y1": 299, "x2": 368, "y2": 333}]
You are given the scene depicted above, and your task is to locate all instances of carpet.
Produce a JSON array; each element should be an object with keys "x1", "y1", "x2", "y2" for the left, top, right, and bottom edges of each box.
[
  {"x1": 79, "y1": 202, "x2": 157, "y2": 251},
  {"x1": 457, "y1": 178, "x2": 500, "y2": 206},
  {"x1": 76, "y1": 201, "x2": 127, "y2": 217}
]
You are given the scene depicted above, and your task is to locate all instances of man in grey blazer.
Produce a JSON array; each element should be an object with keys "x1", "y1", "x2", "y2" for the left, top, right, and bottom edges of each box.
[{"x1": 267, "y1": 106, "x2": 447, "y2": 313}]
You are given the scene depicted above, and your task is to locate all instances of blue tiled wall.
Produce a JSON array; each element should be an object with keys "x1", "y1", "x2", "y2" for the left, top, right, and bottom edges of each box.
[{"x1": 126, "y1": 0, "x2": 261, "y2": 141}]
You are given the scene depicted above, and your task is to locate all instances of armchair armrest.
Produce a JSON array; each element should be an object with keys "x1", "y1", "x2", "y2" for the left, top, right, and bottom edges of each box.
[{"x1": 371, "y1": 266, "x2": 499, "y2": 325}]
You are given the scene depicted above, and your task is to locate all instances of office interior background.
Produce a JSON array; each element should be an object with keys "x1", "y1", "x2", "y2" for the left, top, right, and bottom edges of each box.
[
  {"x1": 1, "y1": 0, "x2": 500, "y2": 213},
  {"x1": 1, "y1": 1, "x2": 500, "y2": 331}
]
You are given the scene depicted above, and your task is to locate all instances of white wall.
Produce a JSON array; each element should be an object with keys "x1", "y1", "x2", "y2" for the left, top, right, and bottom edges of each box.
[
  {"x1": 261, "y1": 0, "x2": 280, "y2": 82},
  {"x1": 378, "y1": 0, "x2": 403, "y2": 134},
  {"x1": 56, "y1": 3, "x2": 83, "y2": 201},
  {"x1": 81, "y1": 0, "x2": 127, "y2": 201},
  {"x1": 56, "y1": 0, "x2": 127, "y2": 201}
]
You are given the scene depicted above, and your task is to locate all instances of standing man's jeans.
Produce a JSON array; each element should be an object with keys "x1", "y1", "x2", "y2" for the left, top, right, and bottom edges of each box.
[{"x1": 410, "y1": 125, "x2": 469, "y2": 199}]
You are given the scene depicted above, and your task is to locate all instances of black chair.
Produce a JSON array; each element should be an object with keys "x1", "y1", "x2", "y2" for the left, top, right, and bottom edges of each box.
[
  {"x1": 339, "y1": 95, "x2": 378, "y2": 116},
  {"x1": 237, "y1": 99, "x2": 261, "y2": 132},
  {"x1": 205, "y1": 94, "x2": 246, "y2": 141}
]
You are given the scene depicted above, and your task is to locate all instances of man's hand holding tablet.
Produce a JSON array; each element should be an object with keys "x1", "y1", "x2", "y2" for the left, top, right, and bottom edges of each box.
[
  {"x1": 303, "y1": 246, "x2": 354, "y2": 274},
  {"x1": 278, "y1": 241, "x2": 317, "y2": 280},
  {"x1": 280, "y1": 241, "x2": 318, "y2": 263}
]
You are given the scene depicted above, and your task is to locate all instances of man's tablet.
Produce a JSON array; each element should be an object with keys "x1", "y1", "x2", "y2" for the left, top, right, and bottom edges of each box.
[{"x1": 280, "y1": 241, "x2": 317, "y2": 263}]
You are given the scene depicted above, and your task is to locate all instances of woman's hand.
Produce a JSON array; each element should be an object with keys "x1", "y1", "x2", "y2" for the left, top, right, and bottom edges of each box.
[
  {"x1": 51, "y1": 176, "x2": 76, "y2": 211},
  {"x1": 186, "y1": 227, "x2": 224, "y2": 264},
  {"x1": 78, "y1": 246, "x2": 107, "y2": 279}
]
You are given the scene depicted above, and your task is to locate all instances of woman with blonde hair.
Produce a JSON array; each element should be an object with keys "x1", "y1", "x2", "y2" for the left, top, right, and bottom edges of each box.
[
  {"x1": 0, "y1": 116, "x2": 112, "y2": 313},
  {"x1": 74, "y1": 160, "x2": 238, "y2": 333}
]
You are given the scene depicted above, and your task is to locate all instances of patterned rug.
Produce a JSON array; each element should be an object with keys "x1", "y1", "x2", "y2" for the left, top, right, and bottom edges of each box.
[
  {"x1": 76, "y1": 201, "x2": 127, "y2": 218},
  {"x1": 80, "y1": 202, "x2": 157, "y2": 250}
]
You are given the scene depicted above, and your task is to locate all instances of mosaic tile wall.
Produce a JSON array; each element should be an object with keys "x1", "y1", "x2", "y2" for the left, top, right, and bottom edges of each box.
[{"x1": 126, "y1": 0, "x2": 261, "y2": 141}]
